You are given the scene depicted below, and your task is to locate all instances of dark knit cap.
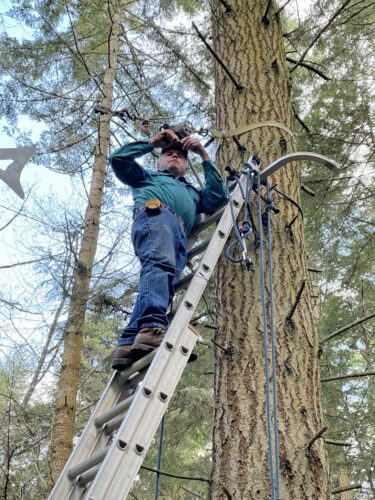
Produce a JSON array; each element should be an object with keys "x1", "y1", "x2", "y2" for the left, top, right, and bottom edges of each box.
[{"x1": 160, "y1": 141, "x2": 188, "y2": 159}]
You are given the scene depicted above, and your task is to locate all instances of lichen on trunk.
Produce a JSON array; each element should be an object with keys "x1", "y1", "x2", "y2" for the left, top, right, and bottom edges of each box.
[{"x1": 210, "y1": 1, "x2": 330, "y2": 498}]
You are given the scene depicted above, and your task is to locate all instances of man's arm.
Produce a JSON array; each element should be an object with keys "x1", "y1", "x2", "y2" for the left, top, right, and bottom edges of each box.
[
  {"x1": 109, "y1": 129, "x2": 179, "y2": 187},
  {"x1": 181, "y1": 137, "x2": 227, "y2": 213},
  {"x1": 109, "y1": 140, "x2": 152, "y2": 187}
]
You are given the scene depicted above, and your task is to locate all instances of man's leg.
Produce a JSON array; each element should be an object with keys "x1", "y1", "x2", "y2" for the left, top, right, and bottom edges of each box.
[
  {"x1": 113, "y1": 208, "x2": 186, "y2": 369},
  {"x1": 131, "y1": 209, "x2": 187, "y2": 355},
  {"x1": 112, "y1": 297, "x2": 141, "y2": 370}
]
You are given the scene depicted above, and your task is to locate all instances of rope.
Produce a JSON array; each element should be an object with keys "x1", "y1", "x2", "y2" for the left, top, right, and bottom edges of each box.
[
  {"x1": 225, "y1": 166, "x2": 253, "y2": 269},
  {"x1": 265, "y1": 180, "x2": 280, "y2": 499},
  {"x1": 154, "y1": 415, "x2": 165, "y2": 500},
  {"x1": 225, "y1": 158, "x2": 281, "y2": 499},
  {"x1": 256, "y1": 170, "x2": 278, "y2": 500}
]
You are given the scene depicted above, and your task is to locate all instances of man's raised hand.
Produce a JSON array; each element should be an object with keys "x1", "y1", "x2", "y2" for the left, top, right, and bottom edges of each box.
[
  {"x1": 149, "y1": 129, "x2": 179, "y2": 148},
  {"x1": 181, "y1": 137, "x2": 210, "y2": 162}
]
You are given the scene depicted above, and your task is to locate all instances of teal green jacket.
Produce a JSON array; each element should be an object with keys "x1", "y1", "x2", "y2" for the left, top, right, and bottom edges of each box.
[{"x1": 109, "y1": 139, "x2": 227, "y2": 235}]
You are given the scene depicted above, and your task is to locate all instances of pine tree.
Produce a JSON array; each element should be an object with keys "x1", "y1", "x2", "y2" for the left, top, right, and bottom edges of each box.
[{"x1": 210, "y1": 1, "x2": 330, "y2": 497}]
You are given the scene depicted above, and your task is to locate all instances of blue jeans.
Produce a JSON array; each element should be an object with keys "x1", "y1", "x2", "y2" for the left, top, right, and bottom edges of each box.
[{"x1": 118, "y1": 208, "x2": 187, "y2": 346}]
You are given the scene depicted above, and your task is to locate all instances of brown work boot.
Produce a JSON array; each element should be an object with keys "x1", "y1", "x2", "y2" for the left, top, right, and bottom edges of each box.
[
  {"x1": 130, "y1": 327, "x2": 166, "y2": 358},
  {"x1": 112, "y1": 344, "x2": 136, "y2": 371}
]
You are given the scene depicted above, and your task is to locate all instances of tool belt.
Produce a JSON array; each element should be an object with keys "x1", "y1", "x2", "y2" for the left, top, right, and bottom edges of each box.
[{"x1": 133, "y1": 199, "x2": 186, "y2": 232}]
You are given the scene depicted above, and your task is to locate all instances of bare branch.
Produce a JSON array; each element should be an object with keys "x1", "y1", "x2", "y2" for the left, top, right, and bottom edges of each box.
[
  {"x1": 0, "y1": 195, "x2": 28, "y2": 231},
  {"x1": 320, "y1": 311, "x2": 375, "y2": 344},
  {"x1": 262, "y1": 0, "x2": 273, "y2": 25},
  {"x1": 331, "y1": 484, "x2": 362, "y2": 494},
  {"x1": 192, "y1": 22, "x2": 242, "y2": 91},
  {"x1": 218, "y1": 0, "x2": 232, "y2": 13},
  {"x1": 321, "y1": 371, "x2": 375, "y2": 382},
  {"x1": 286, "y1": 57, "x2": 330, "y2": 80},
  {"x1": 286, "y1": 280, "x2": 306, "y2": 321},
  {"x1": 140, "y1": 465, "x2": 211, "y2": 483},
  {"x1": 307, "y1": 426, "x2": 328, "y2": 449},
  {"x1": 325, "y1": 439, "x2": 352, "y2": 447},
  {"x1": 0, "y1": 254, "x2": 59, "y2": 270},
  {"x1": 276, "y1": 0, "x2": 293, "y2": 16},
  {"x1": 301, "y1": 185, "x2": 316, "y2": 197},
  {"x1": 22, "y1": 289, "x2": 68, "y2": 408},
  {"x1": 292, "y1": 105, "x2": 311, "y2": 133}
]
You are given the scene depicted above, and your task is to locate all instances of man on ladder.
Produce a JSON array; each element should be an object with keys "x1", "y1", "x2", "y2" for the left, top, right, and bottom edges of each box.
[{"x1": 109, "y1": 129, "x2": 227, "y2": 371}]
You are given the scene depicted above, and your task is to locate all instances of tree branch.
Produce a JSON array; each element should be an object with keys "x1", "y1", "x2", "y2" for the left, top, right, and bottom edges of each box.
[
  {"x1": 321, "y1": 371, "x2": 375, "y2": 382},
  {"x1": 192, "y1": 22, "x2": 243, "y2": 91},
  {"x1": 286, "y1": 57, "x2": 330, "y2": 80},
  {"x1": 331, "y1": 483, "x2": 362, "y2": 494},
  {"x1": 262, "y1": 0, "x2": 273, "y2": 25},
  {"x1": 286, "y1": 280, "x2": 306, "y2": 321},
  {"x1": 301, "y1": 185, "x2": 316, "y2": 197},
  {"x1": 179, "y1": 485, "x2": 202, "y2": 498},
  {"x1": 124, "y1": 14, "x2": 211, "y2": 90},
  {"x1": 276, "y1": 0, "x2": 293, "y2": 16},
  {"x1": 218, "y1": 0, "x2": 231, "y2": 13},
  {"x1": 140, "y1": 465, "x2": 211, "y2": 483},
  {"x1": 325, "y1": 439, "x2": 352, "y2": 447},
  {"x1": 320, "y1": 311, "x2": 375, "y2": 344},
  {"x1": 36, "y1": 8, "x2": 105, "y2": 96},
  {"x1": 292, "y1": 105, "x2": 311, "y2": 133},
  {"x1": 0, "y1": 254, "x2": 59, "y2": 270},
  {"x1": 307, "y1": 426, "x2": 328, "y2": 449}
]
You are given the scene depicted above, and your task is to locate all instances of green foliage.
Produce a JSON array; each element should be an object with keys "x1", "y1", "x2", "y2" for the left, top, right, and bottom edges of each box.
[
  {"x1": 0, "y1": 355, "x2": 53, "y2": 499},
  {"x1": 288, "y1": 2, "x2": 375, "y2": 495}
]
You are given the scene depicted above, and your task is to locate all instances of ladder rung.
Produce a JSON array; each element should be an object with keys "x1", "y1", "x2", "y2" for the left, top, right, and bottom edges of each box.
[
  {"x1": 187, "y1": 237, "x2": 210, "y2": 260},
  {"x1": 77, "y1": 465, "x2": 100, "y2": 488},
  {"x1": 175, "y1": 272, "x2": 194, "y2": 292},
  {"x1": 68, "y1": 446, "x2": 110, "y2": 481},
  {"x1": 117, "y1": 349, "x2": 157, "y2": 382},
  {"x1": 94, "y1": 394, "x2": 134, "y2": 429},
  {"x1": 189, "y1": 205, "x2": 225, "y2": 237},
  {"x1": 103, "y1": 414, "x2": 126, "y2": 435}
]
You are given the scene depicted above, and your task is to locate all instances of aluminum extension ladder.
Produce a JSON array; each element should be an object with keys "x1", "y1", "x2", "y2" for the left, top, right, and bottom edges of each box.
[{"x1": 48, "y1": 152, "x2": 338, "y2": 500}]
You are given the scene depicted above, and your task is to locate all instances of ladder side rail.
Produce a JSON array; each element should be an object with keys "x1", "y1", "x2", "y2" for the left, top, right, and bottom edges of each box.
[
  {"x1": 69, "y1": 372, "x2": 145, "y2": 496},
  {"x1": 84, "y1": 173, "x2": 248, "y2": 499},
  {"x1": 85, "y1": 325, "x2": 198, "y2": 499},
  {"x1": 166, "y1": 182, "x2": 244, "y2": 346}
]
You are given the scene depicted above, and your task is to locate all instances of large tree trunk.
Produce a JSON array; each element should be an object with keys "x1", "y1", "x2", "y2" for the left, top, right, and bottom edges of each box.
[
  {"x1": 49, "y1": 10, "x2": 121, "y2": 485},
  {"x1": 210, "y1": 1, "x2": 330, "y2": 498}
]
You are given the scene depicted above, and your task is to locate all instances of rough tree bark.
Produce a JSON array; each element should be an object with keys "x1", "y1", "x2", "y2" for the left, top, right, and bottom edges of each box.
[
  {"x1": 210, "y1": 1, "x2": 330, "y2": 498},
  {"x1": 49, "y1": 10, "x2": 122, "y2": 485}
]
